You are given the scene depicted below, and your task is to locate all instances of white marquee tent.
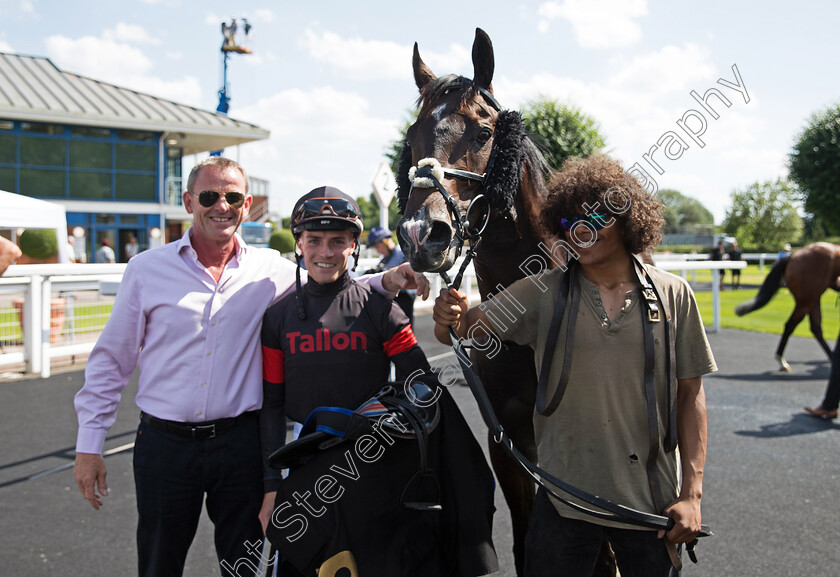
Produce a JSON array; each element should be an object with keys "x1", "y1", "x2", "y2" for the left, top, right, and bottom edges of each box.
[{"x1": 0, "y1": 189, "x2": 71, "y2": 263}]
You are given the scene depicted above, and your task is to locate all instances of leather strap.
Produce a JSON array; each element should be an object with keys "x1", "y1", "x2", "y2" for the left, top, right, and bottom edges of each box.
[
  {"x1": 535, "y1": 261, "x2": 579, "y2": 416},
  {"x1": 632, "y1": 256, "x2": 682, "y2": 570}
]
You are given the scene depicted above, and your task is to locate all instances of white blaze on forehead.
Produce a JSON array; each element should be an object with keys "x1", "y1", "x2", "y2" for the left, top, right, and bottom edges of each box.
[{"x1": 431, "y1": 103, "x2": 447, "y2": 121}]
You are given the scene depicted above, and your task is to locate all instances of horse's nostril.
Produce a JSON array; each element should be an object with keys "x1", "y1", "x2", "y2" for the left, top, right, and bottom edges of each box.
[{"x1": 428, "y1": 221, "x2": 453, "y2": 246}]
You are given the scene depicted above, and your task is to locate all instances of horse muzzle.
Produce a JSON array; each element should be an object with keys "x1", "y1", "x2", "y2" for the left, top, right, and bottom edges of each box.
[{"x1": 397, "y1": 209, "x2": 459, "y2": 273}]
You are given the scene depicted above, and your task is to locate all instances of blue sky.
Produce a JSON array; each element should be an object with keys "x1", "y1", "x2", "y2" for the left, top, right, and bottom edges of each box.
[{"x1": 1, "y1": 0, "x2": 837, "y2": 222}]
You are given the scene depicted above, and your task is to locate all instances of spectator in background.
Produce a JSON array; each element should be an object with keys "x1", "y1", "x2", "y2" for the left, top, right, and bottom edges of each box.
[
  {"x1": 95, "y1": 238, "x2": 115, "y2": 264},
  {"x1": 125, "y1": 234, "x2": 139, "y2": 260},
  {"x1": 66, "y1": 236, "x2": 78, "y2": 263},
  {"x1": 777, "y1": 243, "x2": 792, "y2": 260},
  {"x1": 710, "y1": 240, "x2": 725, "y2": 290},
  {"x1": 727, "y1": 241, "x2": 742, "y2": 289},
  {"x1": 0, "y1": 236, "x2": 22, "y2": 276},
  {"x1": 367, "y1": 226, "x2": 416, "y2": 329}
]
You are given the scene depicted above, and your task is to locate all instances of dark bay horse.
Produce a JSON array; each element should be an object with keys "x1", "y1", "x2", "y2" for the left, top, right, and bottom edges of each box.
[
  {"x1": 735, "y1": 242, "x2": 840, "y2": 371},
  {"x1": 395, "y1": 29, "x2": 614, "y2": 576}
]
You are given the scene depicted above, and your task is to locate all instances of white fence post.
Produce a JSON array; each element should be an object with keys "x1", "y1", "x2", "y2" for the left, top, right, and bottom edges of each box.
[
  {"x1": 26, "y1": 274, "x2": 43, "y2": 375},
  {"x1": 40, "y1": 277, "x2": 52, "y2": 378},
  {"x1": 711, "y1": 272, "x2": 721, "y2": 332}
]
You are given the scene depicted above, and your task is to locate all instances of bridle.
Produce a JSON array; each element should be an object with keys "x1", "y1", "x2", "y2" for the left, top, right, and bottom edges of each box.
[{"x1": 402, "y1": 80, "x2": 500, "y2": 259}]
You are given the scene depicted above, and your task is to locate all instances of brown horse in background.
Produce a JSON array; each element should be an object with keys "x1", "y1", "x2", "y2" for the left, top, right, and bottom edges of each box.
[
  {"x1": 735, "y1": 242, "x2": 840, "y2": 371},
  {"x1": 395, "y1": 29, "x2": 614, "y2": 577}
]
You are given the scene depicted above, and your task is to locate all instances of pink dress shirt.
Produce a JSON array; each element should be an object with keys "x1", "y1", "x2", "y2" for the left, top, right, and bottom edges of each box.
[{"x1": 75, "y1": 229, "x2": 389, "y2": 454}]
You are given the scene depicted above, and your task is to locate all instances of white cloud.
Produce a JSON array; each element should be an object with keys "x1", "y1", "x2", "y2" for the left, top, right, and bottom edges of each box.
[
  {"x1": 0, "y1": 39, "x2": 13, "y2": 52},
  {"x1": 234, "y1": 86, "x2": 402, "y2": 215},
  {"x1": 657, "y1": 171, "x2": 729, "y2": 219},
  {"x1": 205, "y1": 12, "x2": 222, "y2": 26},
  {"x1": 102, "y1": 22, "x2": 161, "y2": 45},
  {"x1": 494, "y1": 43, "x2": 733, "y2": 165},
  {"x1": 716, "y1": 146, "x2": 787, "y2": 181},
  {"x1": 253, "y1": 9, "x2": 274, "y2": 23},
  {"x1": 0, "y1": 0, "x2": 36, "y2": 18},
  {"x1": 491, "y1": 41, "x2": 761, "y2": 223},
  {"x1": 538, "y1": 0, "x2": 647, "y2": 49},
  {"x1": 300, "y1": 29, "x2": 470, "y2": 81},
  {"x1": 44, "y1": 34, "x2": 202, "y2": 106},
  {"x1": 301, "y1": 29, "x2": 411, "y2": 80},
  {"x1": 608, "y1": 43, "x2": 716, "y2": 95}
]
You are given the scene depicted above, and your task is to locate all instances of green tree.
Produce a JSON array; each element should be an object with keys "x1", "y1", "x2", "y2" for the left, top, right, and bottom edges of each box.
[
  {"x1": 657, "y1": 189, "x2": 714, "y2": 233},
  {"x1": 723, "y1": 178, "x2": 802, "y2": 251},
  {"x1": 269, "y1": 229, "x2": 295, "y2": 254},
  {"x1": 789, "y1": 103, "x2": 840, "y2": 234},
  {"x1": 521, "y1": 97, "x2": 606, "y2": 171},
  {"x1": 18, "y1": 229, "x2": 57, "y2": 259},
  {"x1": 800, "y1": 214, "x2": 829, "y2": 244}
]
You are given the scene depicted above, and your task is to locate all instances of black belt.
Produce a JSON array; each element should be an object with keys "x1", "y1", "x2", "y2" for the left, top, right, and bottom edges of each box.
[{"x1": 140, "y1": 411, "x2": 256, "y2": 440}]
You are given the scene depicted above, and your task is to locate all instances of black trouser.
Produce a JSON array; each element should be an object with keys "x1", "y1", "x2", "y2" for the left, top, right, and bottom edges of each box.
[
  {"x1": 524, "y1": 488, "x2": 678, "y2": 577},
  {"x1": 133, "y1": 412, "x2": 264, "y2": 577},
  {"x1": 818, "y1": 328, "x2": 840, "y2": 411}
]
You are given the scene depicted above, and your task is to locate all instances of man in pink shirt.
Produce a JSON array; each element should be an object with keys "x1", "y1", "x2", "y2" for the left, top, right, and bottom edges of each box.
[{"x1": 73, "y1": 157, "x2": 426, "y2": 577}]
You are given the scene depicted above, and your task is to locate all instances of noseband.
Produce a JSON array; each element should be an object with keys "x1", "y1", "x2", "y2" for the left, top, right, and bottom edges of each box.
[{"x1": 407, "y1": 159, "x2": 491, "y2": 246}]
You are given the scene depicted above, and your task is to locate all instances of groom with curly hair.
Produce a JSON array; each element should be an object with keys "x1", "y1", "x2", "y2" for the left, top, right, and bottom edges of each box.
[{"x1": 434, "y1": 154, "x2": 716, "y2": 577}]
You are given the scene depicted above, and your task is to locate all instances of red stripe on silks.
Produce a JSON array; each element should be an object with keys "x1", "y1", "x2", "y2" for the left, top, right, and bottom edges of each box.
[
  {"x1": 262, "y1": 345, "x2": 285, "y2": 384},
  {"x1": 383, "y1": 325, "x2": 418, "y2": 357}
]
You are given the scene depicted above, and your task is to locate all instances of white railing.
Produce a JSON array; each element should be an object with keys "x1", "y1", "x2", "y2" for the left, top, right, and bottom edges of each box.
[
  {"x1": 653, "y1": 259, "x2": 747, "y2": 332},
  {"x1": 0, "y1": 258, "x2": 743, "y2": 377},
  {"x1": 0, "y1": 263, "x2": 126, "y2": 378}
]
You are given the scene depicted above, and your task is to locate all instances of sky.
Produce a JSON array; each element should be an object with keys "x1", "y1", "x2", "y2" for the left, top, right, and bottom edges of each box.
[{"x1": 1, "y1": 0, "x2": 838, "y2": 223}]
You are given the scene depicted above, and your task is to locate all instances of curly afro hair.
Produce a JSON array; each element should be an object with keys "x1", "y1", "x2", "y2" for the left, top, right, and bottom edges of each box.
[{"x1": 542, "y1": 155, "x2": 665, "y2": 255}]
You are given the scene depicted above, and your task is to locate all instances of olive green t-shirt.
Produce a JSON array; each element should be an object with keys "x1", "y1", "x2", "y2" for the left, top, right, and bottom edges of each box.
[{"x1": 480, "y1": 264, "x2": 716, "y2": 528}]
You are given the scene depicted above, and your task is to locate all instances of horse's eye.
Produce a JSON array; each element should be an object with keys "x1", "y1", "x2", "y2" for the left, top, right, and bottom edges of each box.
[{"x1": 476, "y1": 127, "x2": 493, "y2": 145}]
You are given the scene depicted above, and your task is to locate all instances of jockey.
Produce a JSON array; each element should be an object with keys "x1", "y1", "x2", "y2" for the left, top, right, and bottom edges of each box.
[{"x1": 259, "y1": 186, "x2": 498, "y2": 576}]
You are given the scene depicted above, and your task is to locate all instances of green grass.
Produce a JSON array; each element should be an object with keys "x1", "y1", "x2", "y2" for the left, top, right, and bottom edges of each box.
[
  {"x1": 0, "y1": 302, "x2": 113, "y2": 342},
  {"x1": 681, "y1": 263, "x2": 775, "y2": 287},
  {"x1": 695, "y1": 285, "x2": 840, "y2": 339}
]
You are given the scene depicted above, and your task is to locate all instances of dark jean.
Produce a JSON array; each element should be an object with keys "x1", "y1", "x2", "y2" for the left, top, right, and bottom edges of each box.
[
  {"x1": 524, "y1": 488, "x2": 678, "y2": 577},
  {"x1": 133, "y1": 413, "x2": 264, "y2": 577}
]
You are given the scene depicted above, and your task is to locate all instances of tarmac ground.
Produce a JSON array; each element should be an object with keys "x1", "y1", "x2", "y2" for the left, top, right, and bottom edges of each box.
[{"x1": 1, "y1": 312, "x2": 839, "y2": 576}]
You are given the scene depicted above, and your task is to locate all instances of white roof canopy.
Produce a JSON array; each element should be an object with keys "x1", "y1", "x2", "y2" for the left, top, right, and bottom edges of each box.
[{"x1": 0, "y1": 190, "x2": 71, "y2": 263}]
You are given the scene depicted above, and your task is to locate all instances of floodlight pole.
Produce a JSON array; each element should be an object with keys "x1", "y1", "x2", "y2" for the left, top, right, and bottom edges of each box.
[{"x1": 211, "y1": 18, "x2": 252, "y2": 156}]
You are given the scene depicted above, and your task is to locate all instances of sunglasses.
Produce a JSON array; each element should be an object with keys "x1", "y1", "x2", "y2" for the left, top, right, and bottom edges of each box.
[
  {"x1": 196, "y1": 190, "x2": 246, "y2": 209},
  {"x1": 561, "y1": 212, "x2": 610, "y2": 231},
  {"x1": 295, "y1": 198, "x2": 360, "y2": 221}
]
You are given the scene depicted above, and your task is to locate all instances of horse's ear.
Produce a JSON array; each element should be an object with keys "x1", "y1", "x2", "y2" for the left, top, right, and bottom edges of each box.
[
  {"x1": 413, "y1": 42, "x2": 436, "y2": 91},
  {"x1": 472, "y1": 28, "x2": 495, "y2": 89}
]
